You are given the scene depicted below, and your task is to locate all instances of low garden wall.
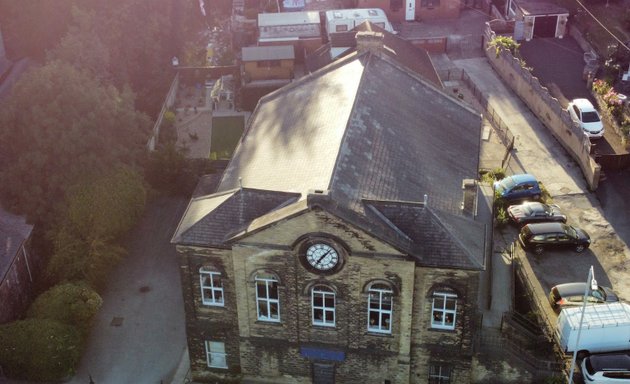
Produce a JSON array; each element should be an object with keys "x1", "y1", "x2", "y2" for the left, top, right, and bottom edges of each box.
[{"x1": 483, "y1": 25, "x2": 601, "y2": 190}]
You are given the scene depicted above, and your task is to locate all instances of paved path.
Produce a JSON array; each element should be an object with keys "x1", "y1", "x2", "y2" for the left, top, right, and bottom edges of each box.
[{"x1": 67, "y1": 196, "x2": 188, "y2": 384}]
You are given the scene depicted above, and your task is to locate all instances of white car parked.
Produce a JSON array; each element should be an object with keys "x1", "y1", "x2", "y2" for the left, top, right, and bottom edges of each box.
[
  {"x1": 567, "y1": 98, "x2": 605, "y2": 139},
  {"x1": 582, "y1": 353, "x2": 630, "y2": 383}
]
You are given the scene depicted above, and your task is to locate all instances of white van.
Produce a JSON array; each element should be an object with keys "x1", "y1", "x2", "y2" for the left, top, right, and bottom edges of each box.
[{"x1": 556, "y1": 302, "x2": 630, "y2": 355}]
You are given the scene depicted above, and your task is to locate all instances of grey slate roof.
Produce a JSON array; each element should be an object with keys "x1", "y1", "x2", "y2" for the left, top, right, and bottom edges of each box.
[
  {"x1": 172, "y1": 188, "x2": 300, "y2": 247},
  {"x1": 174, "y1": 49, "x2": 485, "y2": 270},
  {"x1": 366, "y1": 200, "x2": 486, "y2": 269},
  {"x1": 1, "y1": 207, "x2": 33, "y2": 282}
]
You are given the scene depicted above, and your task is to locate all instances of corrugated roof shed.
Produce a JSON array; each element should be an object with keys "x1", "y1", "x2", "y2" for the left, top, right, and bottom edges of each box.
[
  {"x1": 258, "y1": 11, "x2": 321, "y2": 26},
  {"x1": 242, "y1": 45, "x2": 295, "y2": 61}
]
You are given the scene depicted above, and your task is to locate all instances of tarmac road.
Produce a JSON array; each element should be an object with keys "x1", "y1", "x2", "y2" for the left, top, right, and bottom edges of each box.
[
  {"x1": 66, "y1": 196, "x2": 189, "y2": 384},
  {"x1": 1, "y1": 196, "x2": 189, "y2": 384}
]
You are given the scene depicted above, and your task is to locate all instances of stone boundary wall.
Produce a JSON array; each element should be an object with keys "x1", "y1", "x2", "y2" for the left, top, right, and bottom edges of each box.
[
  {"x1": 147, "y1": 72, "x2": 179, "y2": 151},
  {"x1": 483, "y1": 24, "x2": 601, "y2": 190}
]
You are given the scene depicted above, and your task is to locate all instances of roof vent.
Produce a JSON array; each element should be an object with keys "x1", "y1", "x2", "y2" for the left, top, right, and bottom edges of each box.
[{"x1": 423, "y1": 194, "x2": 428, "y2": 206}]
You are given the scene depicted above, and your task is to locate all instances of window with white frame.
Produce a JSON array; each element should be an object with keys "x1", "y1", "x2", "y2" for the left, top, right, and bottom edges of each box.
[
  {"x1": 312, "y1": 285, "x2": 335, "y2": 327},
  {"x1": 367, "y1": 283, "x2": 393, "y2": 333},
  {"x1": 428, "y1": 364, "x2": 451, "y2": 383},
  {"x1": 431, "y1": 291, "x2": 457, "y2": 330},
  {"x1": 205, "y1": 340, "x2": 227, "y2": 369},
  {"x1": 255, "y1": 274, "x2": 280, "y2": 322},
  {"x1": 199, "y1": 268, "x2": 224, "y2": 306}
]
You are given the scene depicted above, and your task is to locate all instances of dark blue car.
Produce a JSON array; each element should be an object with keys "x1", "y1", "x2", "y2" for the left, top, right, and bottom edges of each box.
[{"x1": 493, "y1": 174, "x2": 542, "y2": 202}]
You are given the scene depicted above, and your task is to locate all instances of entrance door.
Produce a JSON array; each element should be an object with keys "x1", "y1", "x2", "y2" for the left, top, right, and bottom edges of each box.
[
  {"x1": 533, "y1": 15, "x2": 559, "y2": 38},
  {"x1": 405, "y1": 0, "x2": 415, "y2": 21},
  {"x1": 313, "y1": 363, "x2": 335, "y2": 384}
]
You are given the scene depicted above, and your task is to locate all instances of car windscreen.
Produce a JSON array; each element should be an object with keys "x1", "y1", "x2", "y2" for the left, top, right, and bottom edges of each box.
[
  {"x1": 582, "y1": 111, "x2": 601, "y2": 123},
  {"x1": 564, "y1": 226, "x2": 577, "y2": 239},
  {"x1": 498, "y1": 177, "x2": 516, "y2": 191}
]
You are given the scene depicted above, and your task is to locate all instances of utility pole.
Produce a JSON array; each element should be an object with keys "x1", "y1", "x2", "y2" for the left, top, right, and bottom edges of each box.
[{"x1": 567, "y1": 266, "x2": 597, "y2": 384}]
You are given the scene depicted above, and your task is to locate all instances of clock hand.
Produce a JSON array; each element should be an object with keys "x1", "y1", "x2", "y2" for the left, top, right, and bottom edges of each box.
[{"x1": 316, "y1": 249, "x2": 332, "y2": 265}]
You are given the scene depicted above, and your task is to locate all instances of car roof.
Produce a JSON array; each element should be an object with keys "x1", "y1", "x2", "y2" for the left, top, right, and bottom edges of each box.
[
  {"x1": 588, "y1": 354, "x2": 630, "y2": 371},
  {"x1": 524, "y1": 222, "x2": 565, "y2": 234},
  {"x1": 554, "y1": 282, "x2": 596, "y2": 296},
  {"x1": 507, "y1": 174, "x2": 538, "y2": 184},
  {"x1": 571, "y1": 98, "x2": 596, "y2": 111}
]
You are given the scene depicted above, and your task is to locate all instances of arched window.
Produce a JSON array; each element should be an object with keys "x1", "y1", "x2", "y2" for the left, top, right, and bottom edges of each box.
[
  {"x1": 255, "y1": 273, "x2": 280, "y2": 322},
  {"x1": 367, "y1": 282, "x2": 393, "y2": 333},
  {"x1": 431, "y1": 291, "x2": 457, "y2": 330},
  {"x1": 199, "y1": 267, "x2": 224, "y2": 306},
  {"x1": 312, "y1": 285, "x2": 335, "y2": 327}
]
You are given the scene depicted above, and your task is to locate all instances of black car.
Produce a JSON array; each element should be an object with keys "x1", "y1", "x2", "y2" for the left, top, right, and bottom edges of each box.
[
  {"x1": 549, "y1": 282, "x2": 619, "y2": 313},
  {"x1": 518, "y1": 222, "x2": 591, "y2": 255},
  {"x1": 507, "y1": 202, "x2": 567, "y2": 226}
]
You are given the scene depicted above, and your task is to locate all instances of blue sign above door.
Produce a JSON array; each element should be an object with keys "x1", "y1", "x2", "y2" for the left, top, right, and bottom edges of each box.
[{"x1": 300, "y1": 347, "x2": 345, "y2": 361}]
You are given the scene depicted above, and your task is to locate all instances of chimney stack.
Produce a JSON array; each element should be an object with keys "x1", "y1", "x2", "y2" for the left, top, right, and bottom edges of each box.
[{"x1": 356, "y1": 31, "x2": 384, "y2": 55}]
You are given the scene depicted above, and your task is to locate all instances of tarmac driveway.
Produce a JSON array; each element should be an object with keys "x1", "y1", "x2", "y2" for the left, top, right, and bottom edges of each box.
[
  {"x1": 67, "y1": 196, "x2": 189, "y2": 384},
  {"x1": 519, "y1": 37, "x2": 626, "y2": 155}
]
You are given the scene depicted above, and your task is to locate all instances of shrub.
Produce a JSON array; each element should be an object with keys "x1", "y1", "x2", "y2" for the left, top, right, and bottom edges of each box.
[
  {"x1": 0, "y1": 319, "x2": 82, "y2": 381},
  {"x1": 495, "y1": 206, "x2": 510, "y2": 227},
  {"x1": 27, "y1": 282, "x2": 102, "y2": 334},
  {"x1": 480, "y1": 167, "x2": 506, "y2": 184},
  {"x1": 487, "y1": 36, "x2": 520, "y2": 58},
  {"x1": 592, "y1": 78, "x2": 612, "y2": 96}
]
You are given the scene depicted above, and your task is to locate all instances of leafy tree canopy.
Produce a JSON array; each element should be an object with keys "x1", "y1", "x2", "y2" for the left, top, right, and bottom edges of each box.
[
  {"x1": 0, "y1": 318, "x2": 82, "y2": 381},
  {"x1": 27, "y1": 282, "x2": 103, "y2": 333},
  {"x1": 46, "y1": 167, "x2": 146, "y2": 287},
  {"x1": 0, "y1": 61, "x2": 150, "y2": 222}
]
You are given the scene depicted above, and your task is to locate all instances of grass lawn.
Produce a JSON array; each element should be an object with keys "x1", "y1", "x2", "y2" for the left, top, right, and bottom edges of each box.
[{"x1": 210, "y1": 115, "x2": 245, "y2": 159}]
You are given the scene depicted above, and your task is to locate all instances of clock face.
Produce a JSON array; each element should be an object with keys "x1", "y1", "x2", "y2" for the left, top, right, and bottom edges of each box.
[{"x1": 305, "y1": 243, "x2": 339, "y2": 271}]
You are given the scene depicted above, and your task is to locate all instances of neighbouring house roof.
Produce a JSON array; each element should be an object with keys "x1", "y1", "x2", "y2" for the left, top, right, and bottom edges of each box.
[
  {"x1": 174, "y1": 48, "x2": 486, "y2": 270},
  {"x1": 242, "y1": 45, "x2": 295, "y2": 62},
  {"x1": 306, "y1": 21, "x2": 442, "y2": 88},
  {"x1": 514, "y1": 0, "x2": 568, "y2": 15},
  {"x1": 0, "y1": 207, "x2": 33, "y2": 283}
]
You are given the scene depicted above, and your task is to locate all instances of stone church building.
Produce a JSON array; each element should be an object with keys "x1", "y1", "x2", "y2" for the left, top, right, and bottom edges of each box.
[{"x1": 172, "y1": 31, "x2": 491, "y2": 384}]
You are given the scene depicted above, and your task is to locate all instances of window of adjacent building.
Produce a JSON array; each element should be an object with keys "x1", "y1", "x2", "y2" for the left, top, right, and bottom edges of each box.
[
  {"x1": 390, "y1": 0, "x2": 402, "y2": 11},
  {"x1": 312, "y1": 285, "x2": 335, "y2": 327},
  {"x1": 256, "y1": 274, "x2": 280, "y2": 322},
  {"x1": 199, "y1": 268, "x2": 224, "y2": 306},
  {"x1": 431, "y1": 292, "x2": 457, "y2": 330},
  {"x1": 367, "y1": 283, "x2": 393, "y2": 333},
  {"x1": 428, "y1": 364, "x2": 451, "y2": 384},
  {"x1": 335, "y1": 24, "x2": 348, "y2": 32},
  {"x1": 420, "y1": 0, "x2": 440, "y2": 7},
  {"x1": 205, "y1": 341, "x2": 227, "y2": 369}
]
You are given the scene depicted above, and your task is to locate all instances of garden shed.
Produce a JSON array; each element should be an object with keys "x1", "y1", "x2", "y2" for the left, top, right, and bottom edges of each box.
[{"x1": 505, "y1": 0, "x2": 568, "y2": 41}]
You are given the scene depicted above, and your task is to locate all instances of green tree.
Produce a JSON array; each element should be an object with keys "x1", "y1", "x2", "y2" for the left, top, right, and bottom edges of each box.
[
  {"x1": 46, "y1": 167, "x2": 146, "y2": 287},
  {"x1": 0, "y1": 0, "x2": 84, "y2": 59},
  {"x1": 0, "y1": 61, "x2": 150, "y2": 222},
  {"x1": 0, "y1": 318, "x2": 82, "y2": 381},
  {"x1": 27, "y1": 282, "x2": 103, "y2": 334},
  {"x1": 48, "y1": 7, "x2": 111, "y2": 79}
]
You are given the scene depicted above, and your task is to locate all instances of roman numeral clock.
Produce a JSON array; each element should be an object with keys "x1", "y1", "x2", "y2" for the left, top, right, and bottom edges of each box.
[{"x1": 300, "y1": 238, "x2": 345, "y2": 274}]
